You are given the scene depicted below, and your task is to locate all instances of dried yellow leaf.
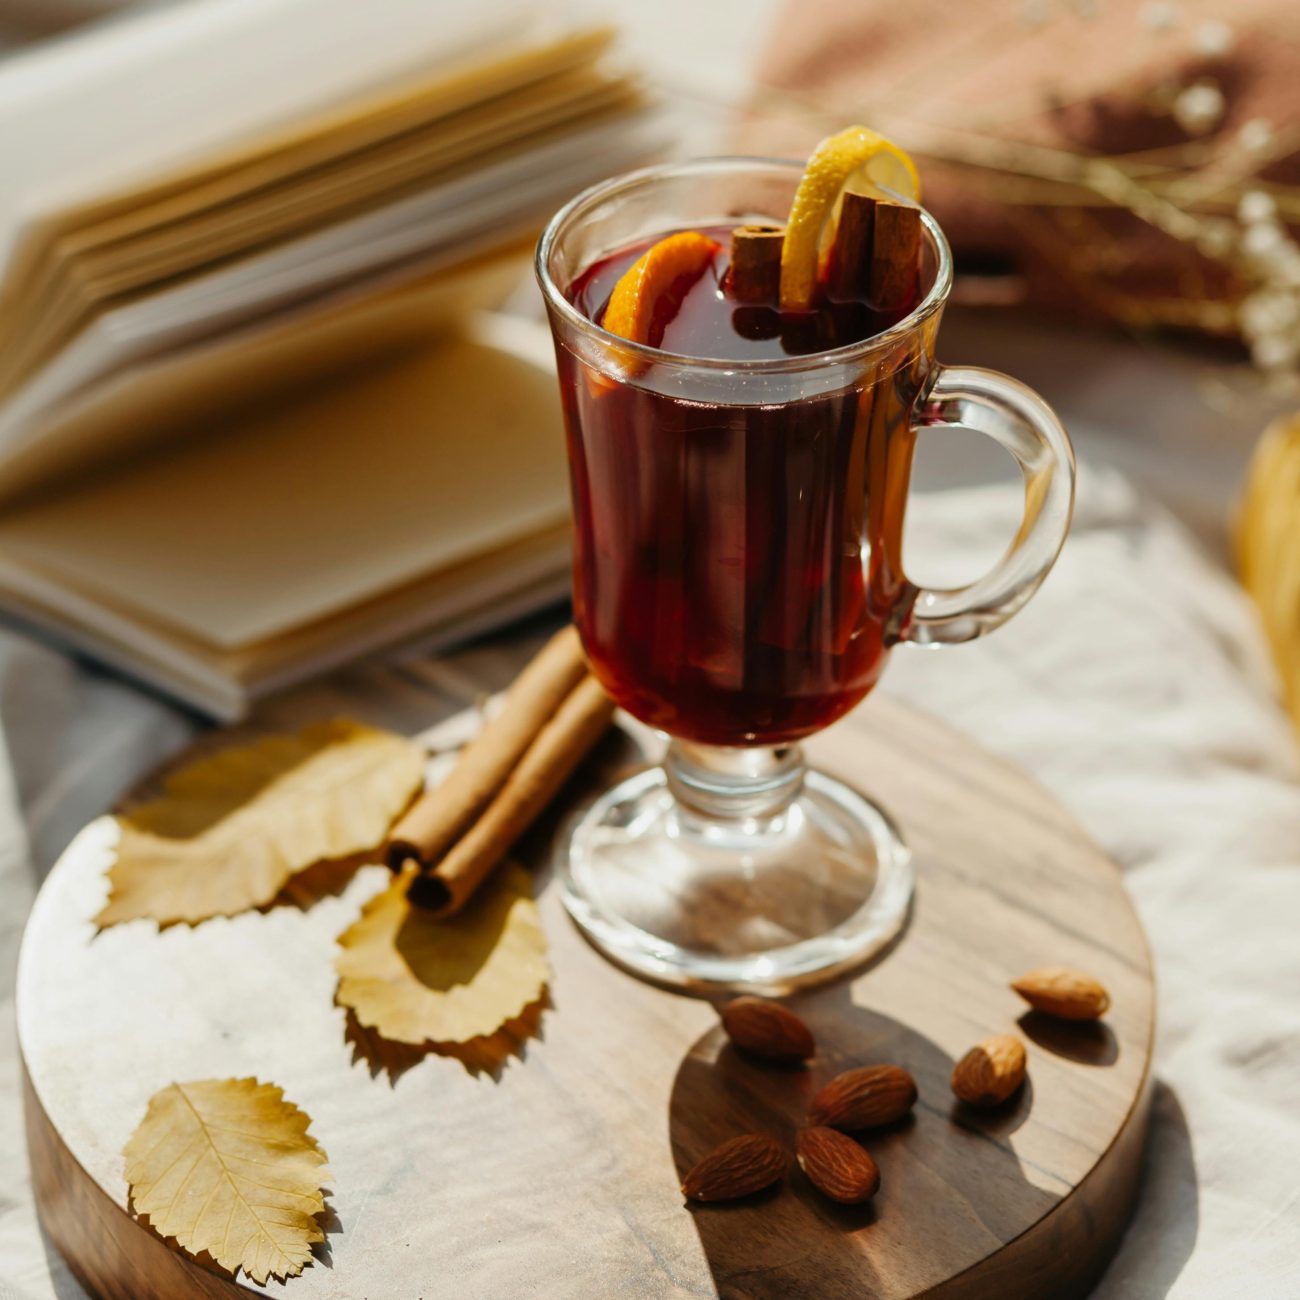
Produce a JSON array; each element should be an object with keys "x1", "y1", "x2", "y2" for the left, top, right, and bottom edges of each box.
[
  {"x1": 442, "y1": 995, "x2": 549, "y2": 1075},
  {"x1": 123, "y1": 1078, "x2": 330, "y2": 1285},
  {"x1": 344, "y1": 995, "x2": 549, "y2": 1080},
  {"x1": 98, "y1": 720, "x2": 425, "y2": 927},
  {"x1": 335, "y1": 862, "x2": 548, "y2": 1045}
]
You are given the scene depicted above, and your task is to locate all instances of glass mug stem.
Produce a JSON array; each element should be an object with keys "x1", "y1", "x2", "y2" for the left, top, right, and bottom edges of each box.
[{"x1": 665, "y1": 741, "x2": 806, "y2": 827}]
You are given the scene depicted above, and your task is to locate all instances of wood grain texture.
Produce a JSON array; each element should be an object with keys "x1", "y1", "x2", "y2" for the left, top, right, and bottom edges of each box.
[{"x1": 18, "y1": 694, "x2": 1154, "y2": 1298}]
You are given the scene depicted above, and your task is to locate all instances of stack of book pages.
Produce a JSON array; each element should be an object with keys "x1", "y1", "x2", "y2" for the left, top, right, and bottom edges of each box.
[{"x1": 0, "y1": 0, "x2": 656, "y2": 717}]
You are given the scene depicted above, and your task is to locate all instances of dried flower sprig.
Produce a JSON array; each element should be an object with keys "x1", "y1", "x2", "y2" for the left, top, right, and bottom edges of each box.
[{"x1": 736, "y1": 7, "x2": 1300, "y2": 387}]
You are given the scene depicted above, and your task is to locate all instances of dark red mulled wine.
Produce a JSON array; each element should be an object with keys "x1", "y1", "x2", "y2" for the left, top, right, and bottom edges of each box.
[{"x1": 557, "y1": 224, "x2": 930, "y2": 746}]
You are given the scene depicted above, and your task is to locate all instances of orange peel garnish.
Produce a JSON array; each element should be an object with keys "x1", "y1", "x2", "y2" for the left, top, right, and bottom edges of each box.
[
  {"x1": 779, "y1": 126, "x2": 921, "y2": 312},
  {"x1": 601, "y1": 230, "x2": 722, "y2": 346}
]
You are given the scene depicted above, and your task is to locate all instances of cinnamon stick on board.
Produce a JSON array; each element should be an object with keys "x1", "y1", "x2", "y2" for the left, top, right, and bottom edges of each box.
[
  {"x1": 386, "y1": 625, "x2": 588, "y2": 874},
  {"x1": 405, "y1": 676, "x2": 615, "y2": 917},
  {"x1": 726, "y1": 224, "x2": 784, "y2": 303}
]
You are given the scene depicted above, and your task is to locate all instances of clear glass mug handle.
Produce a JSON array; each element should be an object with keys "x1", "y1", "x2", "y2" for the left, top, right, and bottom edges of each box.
[{"x1": 900, "y1": 365, "x2": 1076, "y2": 645}]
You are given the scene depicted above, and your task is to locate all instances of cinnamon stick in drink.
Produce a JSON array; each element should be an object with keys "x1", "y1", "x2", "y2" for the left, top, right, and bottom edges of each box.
[
  {"x1": 726, "y1": 224, "x2": 784, "y2": 303},
  {"x1": 826, "y1": 192, "x2": 875, "y2": 300},
  {"x1": 404, "y1": 676, "x2": 615, "y2": 917},
  {"x1": 386, "y1": 625, "x2": 588, "y2": 873},
  {"x1": 870, "y1": 200, "x2": 921, "y2": 312}
]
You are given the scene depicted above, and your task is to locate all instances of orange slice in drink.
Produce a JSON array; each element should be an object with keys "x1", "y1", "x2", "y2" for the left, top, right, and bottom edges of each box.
[
  {"x1": 601, "y1": 230, "x2": 722, "y2": 346},
  {"x1": 779, "y1": 126, "x2": 921, "y2": 312}
]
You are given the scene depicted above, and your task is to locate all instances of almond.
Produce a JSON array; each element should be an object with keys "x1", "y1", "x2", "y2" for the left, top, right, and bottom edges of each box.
[
  {"x1": 950, "y1": 1034, "x2": 1027, "y2": 1108},
  {"x1": 796, "y1": 1127, "x2": 880, "y2": 1204},
  {"x1": 720, "y1": 996, "x2": 815, "y2": 1063},
  {"x1": 1011, "y1": 967, "x2": 1110, "y2": 1021},
  {"x1": 807, "y1": 1065, "x2": 917, "y2": 1131},
  {"x1": 680, "y1": 1134, "x2": 785, "y2": 1202}
]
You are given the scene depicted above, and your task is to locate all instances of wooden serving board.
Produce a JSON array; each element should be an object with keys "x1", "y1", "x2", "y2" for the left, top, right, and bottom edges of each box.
[{"x1": 19, "y1": 694, "x2": 1154, "y2": 1299}]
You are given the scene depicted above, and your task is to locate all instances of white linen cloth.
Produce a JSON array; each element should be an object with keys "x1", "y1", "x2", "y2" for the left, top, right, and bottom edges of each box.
[{"x1": 1, "y1": 453, "x2": 1298, "y2": 1297}]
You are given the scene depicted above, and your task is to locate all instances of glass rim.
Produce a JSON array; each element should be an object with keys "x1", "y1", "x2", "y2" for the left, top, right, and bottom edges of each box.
[{"x1": 534, "y1": 155, "x2": 954, "y2": 376}]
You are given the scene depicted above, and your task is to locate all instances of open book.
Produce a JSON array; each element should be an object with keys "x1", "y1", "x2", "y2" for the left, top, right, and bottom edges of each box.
[
  {"x1": 0, "y1": 308, "x2": 573, "y2": 718},
  {"x1": 0, "y1": 0, "x2": 659, "y2": 715}
]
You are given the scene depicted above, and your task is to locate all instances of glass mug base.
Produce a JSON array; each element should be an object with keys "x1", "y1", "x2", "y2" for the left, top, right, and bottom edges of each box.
[{"x1": 559, "y1": 743, "x2": 914, "y2": 993}]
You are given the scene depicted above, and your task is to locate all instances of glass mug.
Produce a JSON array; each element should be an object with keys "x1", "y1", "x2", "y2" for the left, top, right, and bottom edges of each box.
[{"x1": 536, "y1": 158, "x2": 1075, "y2": 991}]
